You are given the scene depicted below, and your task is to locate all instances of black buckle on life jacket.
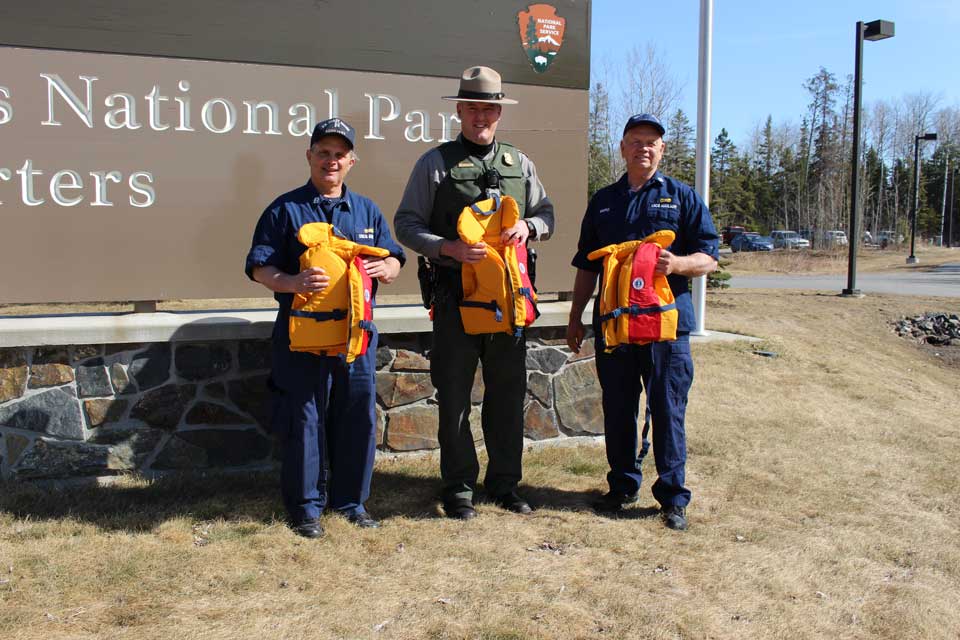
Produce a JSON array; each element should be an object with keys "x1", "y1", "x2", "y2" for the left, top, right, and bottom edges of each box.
[
  {"x1": 461, "y1": 299, "x2": 503, "y2": 322},
  {"x1": 599, "y1": 303, "x2": 677, "y2": 323},
  {"x1": 290, "y1": 308, "x2": 348, "y2": 321}
]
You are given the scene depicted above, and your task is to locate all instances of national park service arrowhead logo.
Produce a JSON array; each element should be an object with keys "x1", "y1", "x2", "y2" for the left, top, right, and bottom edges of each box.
[{"x1": 517, "y1": 4, "x2": 566, "y2": 74}]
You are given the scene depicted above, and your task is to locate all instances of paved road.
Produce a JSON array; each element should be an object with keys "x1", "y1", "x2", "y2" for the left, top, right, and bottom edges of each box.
[{"x1": 730, "y1": 263, "x2": 960, "y2": 297}]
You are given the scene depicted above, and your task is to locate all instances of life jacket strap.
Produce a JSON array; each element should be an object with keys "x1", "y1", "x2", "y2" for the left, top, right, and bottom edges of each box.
[
  {"x1": 518, "y1": 287, "x2": 541, "y2": 320},
  {"x1": 599, "y1": 303, "x2": 677, "y2": 323},
  {"x1": 290, "y1": 308, "x2": 348, "y2": 321},
  {"x1": 358, "y1": 320, "x2": 375, "y2": 331},
  {"x1": 470, "y1": 194, "x2": 501, "y2": 216},
  {"x1": 461, "y1": 299, "x2": 503, "y2": 322}
]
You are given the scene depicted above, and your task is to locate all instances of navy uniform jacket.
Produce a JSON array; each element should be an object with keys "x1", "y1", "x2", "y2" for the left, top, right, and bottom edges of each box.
[
  {"x1": 245, "y1": 180, "x2": 405, "y2": 384},
  {"x1": 572, "y1": 172, "x2": 720, "y2": 333}
]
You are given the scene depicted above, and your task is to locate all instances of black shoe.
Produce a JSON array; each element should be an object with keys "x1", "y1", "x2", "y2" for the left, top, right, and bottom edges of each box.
[
  {"x1": 492, "y1": 491, "x2": 533, "y2": 514},
  {"x1": 661, "y1": 505, "x2": 688, "y2": 531},
  {"x1": 443, "y1": 499, "x2": 478, "y2": 520},
  {"x1": 290, "y1": 518, "x2": 324, "y2": 539},
  {"x1": 347, "y1": 511, "x2": 381, "y2": 529},
  {"x1": 592, "y1": 491, "x2": 639, "y2": 514}
]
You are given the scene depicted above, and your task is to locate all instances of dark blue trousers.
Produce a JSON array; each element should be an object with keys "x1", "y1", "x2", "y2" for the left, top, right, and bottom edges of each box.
[
  {"x1": 595, "y1": 334, "x2": 693, "y2": 507},
  {"x1": 271, "y1": 331, "x2": 378, "y2": 522}
]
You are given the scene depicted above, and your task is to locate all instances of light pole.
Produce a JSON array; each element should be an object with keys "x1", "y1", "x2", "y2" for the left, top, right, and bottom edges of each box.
[
  {"x1": 948, "y1": 167, "x2": 957, "y2": 248},
  {"x1": 907, "y1": 132, "x2": 938, "y2": 264},
  {"x1": 843, "y1": 19, "x2": 894, "y2": 297},
  {"x1": 941, "y1": 156, "x2": 950, "y2": 246}
]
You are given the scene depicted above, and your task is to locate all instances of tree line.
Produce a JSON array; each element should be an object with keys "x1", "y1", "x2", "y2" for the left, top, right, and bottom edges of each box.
[{"x1": 589, "y1": 48, "x2": 960, "y2": 246}]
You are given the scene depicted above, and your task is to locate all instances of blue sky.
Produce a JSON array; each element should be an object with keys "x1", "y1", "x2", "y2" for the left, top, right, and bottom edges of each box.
[{"x1": 591, "y1": 0, "x2": 960, "y2": 146}]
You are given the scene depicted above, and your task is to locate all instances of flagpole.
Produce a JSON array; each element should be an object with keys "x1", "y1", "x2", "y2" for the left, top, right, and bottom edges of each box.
[{"x1": 691, "y1": 0, "x2": 713, "y2": 336}]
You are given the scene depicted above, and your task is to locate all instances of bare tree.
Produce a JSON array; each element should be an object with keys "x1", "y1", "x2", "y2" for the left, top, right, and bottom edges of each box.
[{"x1": 614, "y1": 44, "x2": 684, "y2": 128}]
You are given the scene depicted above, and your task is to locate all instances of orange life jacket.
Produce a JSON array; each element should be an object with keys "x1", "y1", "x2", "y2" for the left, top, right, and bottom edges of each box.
[
  {"x1": 456, "y1": 194, "x2": 538, "y2": 335},
  {"x1": 587, "y1": 230, "x2": 678, "y2": 351},
  {"x1": 289, "y1": 222, "x2": 389, "y2": 362}
]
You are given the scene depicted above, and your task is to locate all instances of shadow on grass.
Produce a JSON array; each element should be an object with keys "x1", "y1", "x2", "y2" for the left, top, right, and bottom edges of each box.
[
  {"x1": 0, "y1": 467, "x2": 443, "y2": 533},
  {"x1": 0, "y1": 465, "x2": 665, "y2": 531}
]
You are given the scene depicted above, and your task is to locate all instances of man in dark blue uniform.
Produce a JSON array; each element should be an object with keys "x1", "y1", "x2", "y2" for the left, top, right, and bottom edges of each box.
[
  {"x1": 245, "y1": 118, "x2": 405, "y2": 538},
  {"x1": 566, "y1": 113, "x2": 719, "y2": 531}
]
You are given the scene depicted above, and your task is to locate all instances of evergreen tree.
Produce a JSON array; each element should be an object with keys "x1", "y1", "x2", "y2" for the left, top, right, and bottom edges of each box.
[
  {"x1": 662, "y1": 109, "x2": 695, "y2": 184},
  {"x1": 587, "y1": 82, "x2": 615, "y2": 198}
]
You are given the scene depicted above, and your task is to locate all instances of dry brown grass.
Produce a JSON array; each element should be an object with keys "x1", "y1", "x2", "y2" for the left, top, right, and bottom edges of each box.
[
  {"x1": 2, "y1": 290, "x2": 960, "y2": 639},
  {"x1": 725, "y1": 245, "x2": 959, "y2": 275}
]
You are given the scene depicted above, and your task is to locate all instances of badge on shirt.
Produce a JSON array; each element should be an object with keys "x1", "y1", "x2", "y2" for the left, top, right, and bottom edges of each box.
[
  {"x1": 503, "y1": 152, "x2": 515, "y2": 166},
  {"x1": 457, "y1": 161, "x2": 475, "y2": 168}
]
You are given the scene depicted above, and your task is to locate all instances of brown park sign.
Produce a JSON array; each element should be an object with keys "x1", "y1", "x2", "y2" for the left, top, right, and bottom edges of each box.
[{"x1": 0, "y1": 2, "x2": 589, "y2": 304}]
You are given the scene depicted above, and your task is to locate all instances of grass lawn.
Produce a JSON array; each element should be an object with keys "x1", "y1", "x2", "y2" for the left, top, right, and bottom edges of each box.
[
  {"x1": 2, "y1": 290, "x2": 959, "y2": 639},
  {"x1": 723, "y1": 245, "x2": 958, "y2": 276}
]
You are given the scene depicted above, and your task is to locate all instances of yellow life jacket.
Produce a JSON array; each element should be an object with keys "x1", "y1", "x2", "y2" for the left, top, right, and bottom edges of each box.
[
  {"x1": 289, "y1": 222, "x2": 390, "y2": 362},
  {"x1": 456, "y1": 195, "x2": 538, "y2": 335},
  {"x1": 587, "y1": 230, "x2": 678, "y2": 351}
]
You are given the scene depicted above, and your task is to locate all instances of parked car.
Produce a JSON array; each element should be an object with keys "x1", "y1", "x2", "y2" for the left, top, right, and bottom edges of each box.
[
  {"x1": 770, "y1": 230, "x2": 810, "y2": 249},
  {"x1": 825, "y1": 230, "x2": 848, "y2": 247},
  {"x1": 877, "y1": 230, "x2": 904, "y2": 247},
  {"x1": 731, "y1": 232, "x2": 774, "y2": 252},
  {"x1": 721, "y1": 225, "x2": 746, "y2": 245}
]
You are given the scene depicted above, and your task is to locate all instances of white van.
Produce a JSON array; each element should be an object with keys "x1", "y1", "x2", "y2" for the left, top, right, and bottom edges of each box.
[{"x1": 770, "y1": 230, "x2": 810, "y2": 249}]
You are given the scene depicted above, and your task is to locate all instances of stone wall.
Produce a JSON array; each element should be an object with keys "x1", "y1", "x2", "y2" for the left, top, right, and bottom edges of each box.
[{"x1": 0, "y1": 328, "x2": 601, "y2": 481}]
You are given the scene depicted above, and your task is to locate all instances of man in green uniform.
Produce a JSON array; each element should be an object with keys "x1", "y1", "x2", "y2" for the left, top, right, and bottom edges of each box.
[{"x1": 394, "y1": 66, "x2": 554, "y2": 519}]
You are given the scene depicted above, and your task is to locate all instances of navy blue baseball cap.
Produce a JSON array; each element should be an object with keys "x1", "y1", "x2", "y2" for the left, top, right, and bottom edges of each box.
[
  {"x1": 310, "y1": 118, "x2": 356, "y2": 149},
  {"x1": 623, "y1": 113, "x2": 665, "y2": 137}
]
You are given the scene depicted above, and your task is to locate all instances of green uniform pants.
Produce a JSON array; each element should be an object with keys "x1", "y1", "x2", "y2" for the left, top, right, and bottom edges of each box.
[{"x1": 431, "y1": 292, "x2": 527, "y2": 503}]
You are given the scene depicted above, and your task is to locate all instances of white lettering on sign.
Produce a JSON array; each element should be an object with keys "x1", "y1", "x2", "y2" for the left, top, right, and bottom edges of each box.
[
  {"x1": 50, "y1": 170, "x2": 84, "y2": 206},
  {"x1": 129, "y1": 172, "x2": 156, "y2": 208},
  {"x1": 174, "y1": 80, "x2": 195, "y2": 132},
  {"x1": 404, "y1": 110, "x2": 433, "y2": 143},
  {"x1": 145, "y1": 85, "x2": 169, "y2": 131},
  {"x1": 200, "y1": 98, "x2": 237, "y2": 134},
  {"x1": 0, "y1": 168, "x2": 11, "y2": 206},
  {"x1": 3, "y1": 72, "x2": 461, "y2": 209},
  {"x1": 242, "y1": 100, "x2": 282, "y2": 135},
  {"x1": 105, "y1": 93, "x2": 142, "y2": 130},
  {"x1": 324, "y1": 89, "x2": 339, "y2": 120},
  {"x1": 0, "y1": 159, "x2": 155, "y2": 208},
  {"x1": 42, "y1": 74, "x2": 97, "y2": 128},
  {"x1": 17, "y1": 159, "x2": 44, "y2": 206},
  {"x1": 364, "y1": 93, "x2": 400, "y2": 141},
  {"x1": 90, "y1": 170, "x2": 123, "y2": 206},
  {"x1": 288, "y1": 103, "x2": 316, "y2": 136},
  {"x1": 0, "y1": 86, "x2": 12, "y2": 125},
  {"x1": 439, "y1": 112, "x2": 460, "y2": 143}
]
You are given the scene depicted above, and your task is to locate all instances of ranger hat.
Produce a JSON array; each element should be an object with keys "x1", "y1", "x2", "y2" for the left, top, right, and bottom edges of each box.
[
  {"x1": 442, "y1": 66, "x2": 519, "y2": 105},
  {"x1": 623, "y1": 113, "x2": 665, "y2": 137},
  {"x1": 310, "y1": 118, "x2": 356, "y2": 149}
]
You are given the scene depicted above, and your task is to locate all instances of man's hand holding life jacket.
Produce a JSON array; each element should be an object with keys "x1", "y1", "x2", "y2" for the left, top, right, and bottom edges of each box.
[
  {"x1": 252, "y1": 265, "x2": 329, "y2": 294},
  {"x1": 655, "y1": 250, "x2": 719, "y2": 277},
  {"x1": 289, "y1": 266, "x2": 330, "y2": 293},
  {"x1": 440, "y1": 239, "x2": 488, "y2": 264},
  {"x1": 362, "y1": 256, "x2": 402, "y2": 284},
  {"x1": 500, "y1": 219, "x2": 530, "y2": 246}
]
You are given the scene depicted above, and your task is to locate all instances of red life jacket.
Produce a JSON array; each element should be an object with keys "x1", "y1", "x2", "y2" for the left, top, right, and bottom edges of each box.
[{"x1": 587, "y1": 230, "x2": 678, "y2": 350}]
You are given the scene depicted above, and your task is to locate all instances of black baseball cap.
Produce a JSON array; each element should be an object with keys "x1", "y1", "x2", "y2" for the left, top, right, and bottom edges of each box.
[
  {"x1": 623, "y1": 113, "x2": 665, "y2": 137},
  {"x1": 310, "y1": 118, "x2": 356, "y2": 149}
]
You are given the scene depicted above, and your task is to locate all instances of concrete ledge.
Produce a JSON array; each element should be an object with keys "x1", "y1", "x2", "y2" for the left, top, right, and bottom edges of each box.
[
  {"x1": 0, "y1": 302, "x2": 758, "y2": 347},
  {"x1": 0, "y1": 302, "x2": 591, "y2": 348}
]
